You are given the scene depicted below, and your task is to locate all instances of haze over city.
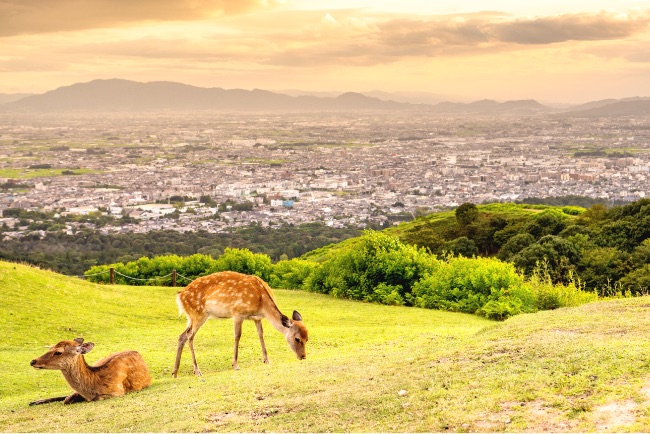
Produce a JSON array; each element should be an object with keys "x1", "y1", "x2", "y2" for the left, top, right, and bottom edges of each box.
[{"x1": 1, "y1": 0, "x2": 650, "y2": 103}]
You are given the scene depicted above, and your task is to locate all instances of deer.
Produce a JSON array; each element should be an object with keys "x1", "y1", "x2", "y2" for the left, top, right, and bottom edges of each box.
[
  {"x1": 29, "y1": 338, "x2": 151, "y2": 405},
  {"x1": 172, "y1": 270, "x2": 308, "y2": 377}
]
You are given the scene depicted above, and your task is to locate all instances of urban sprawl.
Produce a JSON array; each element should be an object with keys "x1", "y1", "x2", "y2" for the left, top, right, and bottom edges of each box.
[{"x1": 1, "y1": 111, "x2": 648, "y2": 237}]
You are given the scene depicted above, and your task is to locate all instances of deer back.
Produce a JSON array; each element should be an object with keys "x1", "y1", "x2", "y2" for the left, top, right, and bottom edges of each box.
[{"x1": 177, "y1": 271, "x2": 281, "y2": 320}]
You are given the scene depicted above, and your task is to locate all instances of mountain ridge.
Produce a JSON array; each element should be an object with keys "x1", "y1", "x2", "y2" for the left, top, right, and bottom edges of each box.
[
  {"x1": 0, "y1": 93, "x2": 33, "y2": 104},
  {"x1": 2, "y1": 79, "x2": 648, "y2": 115},
  {"x1": 557, "y1": 99, "x2": 650, "y2": 117},
  {"x1": 0, "y1": 79, "x2": 415, "y2": 112},
  {"x1": 0, "y1": 79, "x2": 547, "y2": 114}
]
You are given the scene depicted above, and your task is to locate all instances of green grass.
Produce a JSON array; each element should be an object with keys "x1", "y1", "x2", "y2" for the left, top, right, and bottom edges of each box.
[
  {"x1": 0, "y1": 168, "x2": 99, "y2": 180},
  {"x1": 2, "y1": 260, "x2": 650, "y2": 432}
]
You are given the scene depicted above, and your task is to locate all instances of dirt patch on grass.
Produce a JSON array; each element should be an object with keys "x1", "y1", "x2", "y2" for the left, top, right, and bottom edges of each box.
[
  {"x1": 522, "y1": 400, "x2": 580, "y2": 432},
  {"x1": 204, "y1": 407, "x2": 281, "y2": 430},
  {"x1": 591, "y1": 400, "x2": 637, "y2": 431},
  {"x1": 472, "y1": 401, "x2": 580, "y2": 432}
]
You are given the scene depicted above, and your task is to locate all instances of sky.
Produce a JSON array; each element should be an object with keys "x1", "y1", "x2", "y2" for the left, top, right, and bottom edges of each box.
[{"x1": 1, "y1": 0, "x2": 650, "y2": 103}]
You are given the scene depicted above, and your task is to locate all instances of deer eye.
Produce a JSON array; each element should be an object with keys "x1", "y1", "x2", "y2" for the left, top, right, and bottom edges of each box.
[
  {"x1": 54, "y1": 351, "x2": 63, "y2": 356},
  {"x1": 294, "y1": 337, "x2": 301, "y2": 343}
]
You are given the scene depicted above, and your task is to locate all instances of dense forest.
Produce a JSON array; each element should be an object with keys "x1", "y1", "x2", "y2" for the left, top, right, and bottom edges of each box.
[
  {"x1": 0, "y1": 223, "x2": 361, "y2": 276},
  {"x1": 393, "y1": 200, "x2": 650, "y2": 295}
]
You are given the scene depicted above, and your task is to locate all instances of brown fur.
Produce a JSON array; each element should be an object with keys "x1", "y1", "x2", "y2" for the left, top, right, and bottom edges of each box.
[
  {"x1": 173, "y1": 271, "x2": 308, "y2": 377},
  {"x1": 30, "y1": 338, "x2": 151, "y2": 405}
]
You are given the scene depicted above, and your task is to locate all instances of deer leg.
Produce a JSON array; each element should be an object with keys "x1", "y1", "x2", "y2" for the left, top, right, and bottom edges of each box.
[
  {"x1": 232, "y1": 317, "x2": 244, "y2": 370},
  {"x1": 29, "y1": 396, "x2": 68, "y2": 406},
  {"x1": 254, "y1": 319, "x2": 269, "y2": 364},
  {"x1": 172, "y1": 325, "x2": 191, "y2": 378},
  {"x1": 187, "y1": 326, "x2": 203, "y2": 377},
  {"x1": 63, "y1": 392, "x2": 86, "y2": 405}
]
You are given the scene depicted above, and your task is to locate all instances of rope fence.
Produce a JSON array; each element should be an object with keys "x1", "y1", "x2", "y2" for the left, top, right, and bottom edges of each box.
[{"x1": 76, "y1": 268, "x2": 198, "y2": 286}]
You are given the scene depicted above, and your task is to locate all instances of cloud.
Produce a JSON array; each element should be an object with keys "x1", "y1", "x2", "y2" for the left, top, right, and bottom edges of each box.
[
  {"x1": 264, "y1": 9, "x2": 650, "y2": 67},
  {"x1": 70, "y1": 35, "x2": 273, "y2": 63},
  {"x1": 493, "y1": 10, "x2": 650, "y2": 44},
  {"x1": 5, "y1": 6, "x2": 648, "y2": 73},
  {"x1": 586, "y1": 40, "x2": 650, "y2": 63},
  {"x1": 0, "y1": 0, "x2": 278, "y2": 37}
]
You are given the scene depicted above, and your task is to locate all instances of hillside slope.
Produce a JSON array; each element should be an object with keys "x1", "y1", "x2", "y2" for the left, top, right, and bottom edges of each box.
[{"x1": 2, "y1": 261, "x2": 650, "y2": 432}]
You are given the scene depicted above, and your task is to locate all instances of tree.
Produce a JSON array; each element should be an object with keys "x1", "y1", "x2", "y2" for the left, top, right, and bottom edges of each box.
[
  {"x1": 443, "y1": 236, "x2": 478, "y2": 257},
  {"x1": 525, "y1": 209, "x2": 568, "y2": 238},
  {"x1": 199, "y1": 195, "x2": 216, "y2": 206},
  {"x1": 455, "y1": 203, "x2": 479, "y2": 226},
  {"x1": 498, "y1": 233, "x2": 535, "y2": 261},
  {"x1": 578, "y1": 247, "x2": 629, "y2": 292},
  {"x1": 512, "y1": 235, "x2": 581, "y2": 283},
  {"x1": 619, "y1": 265, "x2": 650, "y2": 295}
]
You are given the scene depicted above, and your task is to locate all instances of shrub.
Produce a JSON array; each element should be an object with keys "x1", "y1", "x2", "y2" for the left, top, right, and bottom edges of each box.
[
  {"x1": 412, "y1": 255, "x2": 536, "y2": 319},
  {"x1": 208, "y1": 247, "x2": 272, "y2": 281},
  {"x1": 443, "y1": 236, "x2": 478, "y2": 257},
  {"x1": 84, "y1": 253, "x2": 218, "y2": 285},
  {"x1": 269, "y1": 258, "x2": 319, "y2": 290},
  {"x1": 618, "y1": 264, "x2": 650, "y2": 295},
  {"x1": 527, "y1": 261, "x2": 598, "y2": 309},
  {"x1": 365, "y1": 283, "x2": 406, "y2": 306},
  {"x1": 303, "y1": 230, "x2": 437, "y2": 305}
]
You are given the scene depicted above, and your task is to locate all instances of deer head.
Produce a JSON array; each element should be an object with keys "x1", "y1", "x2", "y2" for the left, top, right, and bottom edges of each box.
[
  {"x1": 282, "y1": 311, "x2": 308, "y2": 360},
  {"x1": 30, "y1": 338, "x2": 95, "y2": 370}
]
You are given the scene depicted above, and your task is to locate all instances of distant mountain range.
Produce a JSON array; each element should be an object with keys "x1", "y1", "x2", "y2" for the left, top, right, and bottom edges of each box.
[
  {"x1": 0, "y1": 79, "x2": 648, "y2": 116},
  {"x1": 277, "y1": 89, "x2": 464, "y2": 105},
  {"x1": 0, "y1": 79, "x2": 413, "y2": 112},
  {"x1": 0, "y1": 93, "x2": 33, "y2": 104},
  {"x1": 433, "y1": 99, "x2": 548, "y2": 114},
  {"x1": 556, "y1": 98, "x2": 650, "y2": 117}
]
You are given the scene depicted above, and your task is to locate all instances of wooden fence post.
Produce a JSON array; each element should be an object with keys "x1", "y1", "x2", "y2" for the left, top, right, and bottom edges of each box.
[
  {"x1": 110, "y1": 267, "x2": 115, "y2": 285},
  {"x1": 172, "y1": 270, "x2": 177, "y2": 287}
]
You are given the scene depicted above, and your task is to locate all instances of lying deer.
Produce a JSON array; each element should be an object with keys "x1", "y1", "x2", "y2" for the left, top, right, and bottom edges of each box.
[
  {"x1": 173, "y1": 270, "x2": 308, "y2": 377},
  {"x1": 29, "y1": 338, "x2": 151, "y2": 405}
]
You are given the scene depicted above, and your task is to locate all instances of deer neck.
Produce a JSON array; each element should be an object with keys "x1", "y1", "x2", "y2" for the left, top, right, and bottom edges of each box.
[
  {"x1": 60, "y1": 355, "x2": 97, "y2": 400},
  {"x1": 264, "y1": 307, "x2": 291, "y2": 337}
]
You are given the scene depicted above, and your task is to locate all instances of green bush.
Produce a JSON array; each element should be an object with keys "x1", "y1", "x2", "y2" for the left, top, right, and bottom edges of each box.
[
  {"x1": 84, "y1": 249, "x2": 274, "y2": 285},
  {"x1": 269, "y1": 258, "x2": 318, "y2": 290},
  {"x1": 365, "y1": 283, "x2": 406, "y2": 306},
  {"x1": 618, "y1": 264, "x2": 650, "y2": 295},
  {"x1": 412, "y1": 256, "x2": 536, "y2": 319},
  {"x1": 84, "y1": 253, "x2": 218, "y2": 285},
  {"x1": 304, "y1": 230, "x2": 437, "y2": 305},
  {"x1": 208, "y1": 247, "x2": 272, "y2": 281},
  {"x1": 527, "y1": 262, "x2": 598, "y2": 309}
]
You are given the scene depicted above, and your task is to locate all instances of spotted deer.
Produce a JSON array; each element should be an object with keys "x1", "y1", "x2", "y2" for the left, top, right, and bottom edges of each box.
[
  {"x1": 172, "y1": 270, "x2": 308, "y2": 377},
  {"x1": 29, "y1": 338, "x2": 151, "y2": 405}
]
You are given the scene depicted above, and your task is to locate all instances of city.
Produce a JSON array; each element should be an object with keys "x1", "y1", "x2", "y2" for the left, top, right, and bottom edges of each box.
[{"x1": 1, "y1": 110, "x2": 648, "y2": 238}]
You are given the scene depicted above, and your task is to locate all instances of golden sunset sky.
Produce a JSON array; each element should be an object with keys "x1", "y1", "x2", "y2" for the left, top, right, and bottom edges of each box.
[{"x1": 1, "y1": 0, "x2": 649, "y2": 103}]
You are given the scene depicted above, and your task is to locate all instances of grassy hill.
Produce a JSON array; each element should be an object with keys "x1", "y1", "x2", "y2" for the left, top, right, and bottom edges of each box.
[
  {"x1": 2, "y1": 260, "x2": 650, "y2": 432},
  {"x1": 302, "y1": 203, "x2": 581, "y2": 262}
]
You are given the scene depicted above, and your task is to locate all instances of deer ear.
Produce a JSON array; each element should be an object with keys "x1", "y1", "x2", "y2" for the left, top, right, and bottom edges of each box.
[
  {"x1": 281, "y1": 314, "x2": 291, "y2": 328},
  {"x1": 78, "y1": 342, "x2": 95, "y2": 354},
  {"x1": 74, "y1": 337, "x2": 84, "y2": 344},
  {"x1": 292, "y1": 310, "x2": 303, "y2": 322}
]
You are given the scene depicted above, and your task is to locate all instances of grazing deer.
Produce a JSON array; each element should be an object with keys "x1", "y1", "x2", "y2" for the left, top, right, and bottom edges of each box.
[
  {"x1": 173, "y1": 271, "x2": 308, "y2": 377},
  {"x1": 29, "y1": 338, "x2": 151, "y2": 405}
]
